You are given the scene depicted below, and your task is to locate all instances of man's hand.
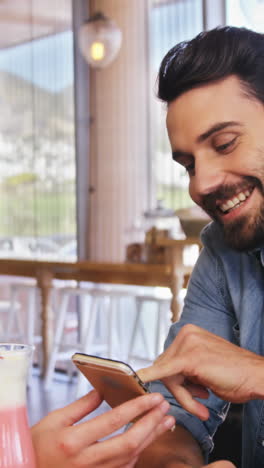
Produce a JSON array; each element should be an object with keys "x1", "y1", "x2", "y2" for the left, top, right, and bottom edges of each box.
[
  {"x1": 161, "y1": 462, "x2": 235, "y2": 467},
  {"x1": 138, "y1": 324, "x2": 264, "y2": 420},
  {"x1": 31, "y1": 390, "x2": 175, "y2": 468},
  {"x1": 207, "y1": 463, "x2": 235, "y2": 467}
]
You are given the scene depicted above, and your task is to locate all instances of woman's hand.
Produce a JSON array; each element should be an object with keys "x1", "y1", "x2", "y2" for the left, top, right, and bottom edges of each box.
[{"x1": 31, "y1": 389, "x2": 175, "y2": 467}]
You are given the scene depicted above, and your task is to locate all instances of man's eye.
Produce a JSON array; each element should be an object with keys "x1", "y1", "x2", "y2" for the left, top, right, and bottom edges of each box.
[{"x1": 215, "y1": 136, "x2": 237, "y2": 152}]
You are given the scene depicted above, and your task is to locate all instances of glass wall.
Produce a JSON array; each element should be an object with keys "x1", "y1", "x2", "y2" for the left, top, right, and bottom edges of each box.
[
  {"x1": 226, "y1": 0, "x2": 264, "y2": 31},
  {"x1": 149, "y1": 0, "x2": 204, "y2": 211},
  {"x1": 0, "y1": 0, "x2": 76, "y2": 260}
]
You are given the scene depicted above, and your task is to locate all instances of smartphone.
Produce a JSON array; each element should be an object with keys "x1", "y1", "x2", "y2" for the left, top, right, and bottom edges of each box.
[{"x1": 72, "y1": 353, "x2": 150, "y2": 409}]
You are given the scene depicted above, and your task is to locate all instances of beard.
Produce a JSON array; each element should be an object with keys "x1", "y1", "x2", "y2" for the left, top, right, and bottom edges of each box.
[
  {"x1": 200, "y1": 176, "x2": 264, "y2": 251},
  {"x1": 221, "y1": 206, "x2": 264, "y2": 251}
]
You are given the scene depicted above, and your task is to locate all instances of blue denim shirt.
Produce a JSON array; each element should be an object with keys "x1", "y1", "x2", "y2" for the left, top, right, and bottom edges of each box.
[{"x1": 150, "y1": 221, "x2": 264, "y2": 468}]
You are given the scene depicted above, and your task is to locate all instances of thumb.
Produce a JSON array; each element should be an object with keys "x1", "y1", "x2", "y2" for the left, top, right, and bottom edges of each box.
[
  {"x1": 56, "y1": 390, "x2": 102, "y2": 427},
  {"x1": 207, "y1": 461, "x2": 236, "y2": 468}
]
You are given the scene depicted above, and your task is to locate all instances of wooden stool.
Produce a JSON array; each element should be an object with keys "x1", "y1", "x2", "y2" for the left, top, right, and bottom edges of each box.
[
  {"x1": 127, "y1": 288, "x2": 172, "y2": 362},
  {"x1": 44, "y1": 284, "x2": 138, "y2": 391}
]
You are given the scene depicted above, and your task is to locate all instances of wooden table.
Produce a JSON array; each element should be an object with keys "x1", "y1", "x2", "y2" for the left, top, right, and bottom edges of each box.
[
  {"x1": 0, "y1": 259, "x2": 172, "y2": 375},
  {"x1": 155, "y1": 236, "x2": 202, "y2": 322},
  {"x1": 0, "y1": 241, "x2": 201, "y2": 376}
]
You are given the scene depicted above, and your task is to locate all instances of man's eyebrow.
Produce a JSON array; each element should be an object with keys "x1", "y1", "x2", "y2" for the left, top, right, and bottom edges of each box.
[{"x1": 197, "y1": 121, "x2": 242, "y2": 142}]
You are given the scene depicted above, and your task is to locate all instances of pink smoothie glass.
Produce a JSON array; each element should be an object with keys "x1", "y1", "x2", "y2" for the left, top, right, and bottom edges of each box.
[{"x1": 0, "y1": 344, "x2": 36, "y2": 468}]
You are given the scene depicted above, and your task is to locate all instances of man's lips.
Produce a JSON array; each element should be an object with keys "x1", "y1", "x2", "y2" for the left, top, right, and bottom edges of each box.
[
  {"x1": 200, "y1": 183, "x2": 256, "y2": 220},
  {"x1": 217, "y1": 187, "x2": 253, "y2": 214}
]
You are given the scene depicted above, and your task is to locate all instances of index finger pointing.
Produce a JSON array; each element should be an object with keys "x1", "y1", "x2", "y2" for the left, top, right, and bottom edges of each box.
[
  {"x1": 137, "y1": 365, "x2": 165, "y2": 383},
  {"x1": 137, "y1": 355, "x2": 185, "y2": 383}
]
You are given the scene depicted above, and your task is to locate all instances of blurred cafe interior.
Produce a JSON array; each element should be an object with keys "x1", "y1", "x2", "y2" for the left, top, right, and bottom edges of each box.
[{"x1": 0, "y1": 0, "x2": 262, "y2": 465}]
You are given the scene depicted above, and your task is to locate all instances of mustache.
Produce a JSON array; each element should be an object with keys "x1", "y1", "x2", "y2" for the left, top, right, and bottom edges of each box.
[{"x1": 201, "y1": 176, "x2": 263, "y2": 213}]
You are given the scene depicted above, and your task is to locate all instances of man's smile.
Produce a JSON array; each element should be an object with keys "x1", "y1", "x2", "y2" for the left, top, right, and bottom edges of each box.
[
  {"x1": 217, "y1": 187, "x2": 253, "y2": 214},
  {"x1": 200, "y1": 180, "x2": 258, "y2": 222}
]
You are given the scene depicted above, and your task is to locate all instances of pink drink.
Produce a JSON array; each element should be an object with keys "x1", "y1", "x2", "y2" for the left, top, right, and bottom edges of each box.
[
  {"x1": 0, "y1": 406, "x2": 35, "y2": 468},
  {"x1": 0, "y1": 344, "x2": 36, "y2": 468}
]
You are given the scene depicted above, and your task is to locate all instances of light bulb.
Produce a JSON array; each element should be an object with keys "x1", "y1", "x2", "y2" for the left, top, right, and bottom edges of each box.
[
  {"x1": 90, "y1": 42, "x2": 105, "y2": 61},
  {"x1": 78, "y1": 12, "x2": 122, "y2": 69}
]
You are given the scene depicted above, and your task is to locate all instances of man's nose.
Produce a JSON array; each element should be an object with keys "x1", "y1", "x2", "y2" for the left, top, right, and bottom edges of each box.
[{"x1": 191, "y1": 157, "x2": 226, "y2": 198}]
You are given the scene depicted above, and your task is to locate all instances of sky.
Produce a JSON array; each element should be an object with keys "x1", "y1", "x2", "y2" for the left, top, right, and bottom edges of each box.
[{"x1": 0, "y1": 31, "x2": 74, "y2": 93}]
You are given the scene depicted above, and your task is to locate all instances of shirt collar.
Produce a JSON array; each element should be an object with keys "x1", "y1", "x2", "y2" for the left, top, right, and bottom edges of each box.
[{"x1": 249, "y1": 247, "x2": 264, "y2": 266}]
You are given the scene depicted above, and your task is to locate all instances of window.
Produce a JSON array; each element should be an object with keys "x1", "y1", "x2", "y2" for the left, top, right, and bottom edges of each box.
[
  {"x1": 149, "y1": 0, "x2": 204, "y2": 211},
  {"x1": 0, "y1": 0, "x2": 77, "y2": 260},
  {"x1": 226, "y1": 0, "x2": 264, "y2": 31}
]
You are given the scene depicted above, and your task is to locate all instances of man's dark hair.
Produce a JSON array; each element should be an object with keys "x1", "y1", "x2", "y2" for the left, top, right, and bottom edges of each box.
[{"x1": 158, "y1": 26, "x2": 264, "y2": 104}]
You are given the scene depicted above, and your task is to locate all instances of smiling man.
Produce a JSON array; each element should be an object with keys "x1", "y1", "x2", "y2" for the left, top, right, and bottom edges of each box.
[
  {"x1": 168, "y1": 74, "x2": 264, "y2": 252},
  {"x1": 137, "y1": 27, "x2": 264, "y2": 468}
]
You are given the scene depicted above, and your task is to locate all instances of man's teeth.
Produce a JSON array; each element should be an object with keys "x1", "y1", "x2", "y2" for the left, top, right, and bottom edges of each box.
[{"x1": 219, "y1": 190, "x2": 251, "y2": 213}]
